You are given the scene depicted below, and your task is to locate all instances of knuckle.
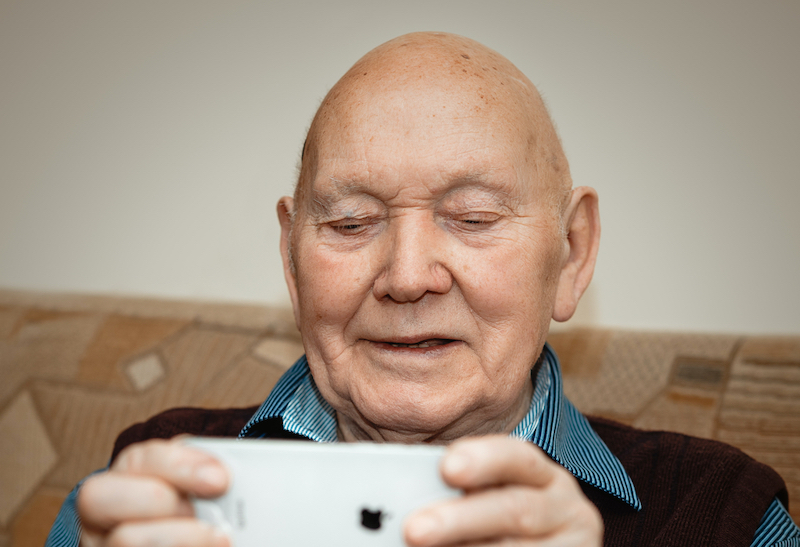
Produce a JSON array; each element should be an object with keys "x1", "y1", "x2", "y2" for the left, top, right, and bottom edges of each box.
[
  {"x1": 114, "y1": 439, "x2": 178, "y2": 475},
  {"x1": 141, "y1": 479, "x2": 179, "y2": 512},
  {"x1": 582, "y1": 502, "x2": 604, "y2": 537},
  {"x1": 519, "y1": 443, "x2": 551, "y2": 477},
  {"x1": 526, "y1": 451, "x2": 547, "y2": 475},
  {"x1": 550, "y1": 467, "x2": 580, "y2": 494},
  {"x1": 113, "y1": 443, "x2": 146, "y2": 473},
  {"x1": 560, "y1": 489, "x2": 603, "y2": 541},
  {"x1": 502, "y1": 487, "x2": 539, "y2": 535}
]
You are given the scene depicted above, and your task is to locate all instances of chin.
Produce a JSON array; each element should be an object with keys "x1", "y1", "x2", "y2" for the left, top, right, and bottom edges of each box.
[{"x1": 351, "y1": 381, "x2": 480, "y2": 439}]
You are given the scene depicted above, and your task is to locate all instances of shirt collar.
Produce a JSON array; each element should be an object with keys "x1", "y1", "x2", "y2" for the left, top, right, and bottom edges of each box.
[
  {"x1": 239, "y1": 343, "x2": 641, "y2": 510},
  {"x1": 239, "y1": 355, "x2": 337, "y2": 441}
]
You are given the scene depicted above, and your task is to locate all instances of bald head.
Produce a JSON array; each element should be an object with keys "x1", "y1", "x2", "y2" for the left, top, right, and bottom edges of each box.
[{"x1": 295, "y1": 32, "x2": 572, "y2": 213}]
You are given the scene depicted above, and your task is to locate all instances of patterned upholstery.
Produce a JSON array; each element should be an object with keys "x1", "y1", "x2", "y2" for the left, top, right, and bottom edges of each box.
[{"x1": 0, "y1": 290, "x2": 797, "y2": 547}]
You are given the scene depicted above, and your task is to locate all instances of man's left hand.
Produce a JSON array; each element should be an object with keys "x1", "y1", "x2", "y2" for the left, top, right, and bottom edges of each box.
[{"x1": 404, "y1": 436, "x2": 603, "y2": 546}]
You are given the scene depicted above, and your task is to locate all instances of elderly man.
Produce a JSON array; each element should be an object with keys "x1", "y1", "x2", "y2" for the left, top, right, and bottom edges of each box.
[{"x1": 48, "y1": 32, "x2": 797, "y2": 547}]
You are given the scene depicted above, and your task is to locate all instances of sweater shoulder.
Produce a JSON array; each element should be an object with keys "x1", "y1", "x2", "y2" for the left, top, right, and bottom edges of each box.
[
  {"x1": 110, "y1": 406, "x2": 259, "y2": 463},
  {"x1": 586, "y1": 415, "x2": 784, "y2": 489},
  {"x1": 587, "y1": 415, "x2": 779, "y2": 476},
  {"x1": 585, "y1": 415, "x2": 788, "y2": 547}
]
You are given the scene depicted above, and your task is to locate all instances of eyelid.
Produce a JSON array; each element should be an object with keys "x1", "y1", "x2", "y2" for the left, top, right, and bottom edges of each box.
[
  {"x1": 308, "y1": 187, "x2": 385, "y2": 220},
  {"x1": 443, "y1": 210, "x2": 504, "y2": 224},
  {"x1": 441, "y1": 212, "x2": 504, "y2": 235},
  {"x1": 329, "y1": 216, "x2": 369, "y2": 227},
  {"x1": 325, "y1": 215, "x2": 384, "y2": 236},
  {"x1": 452, "y1": 211, "x2": 502, "y2": 220}
]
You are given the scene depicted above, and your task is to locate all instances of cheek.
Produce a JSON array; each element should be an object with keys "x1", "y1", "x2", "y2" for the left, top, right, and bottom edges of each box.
[
  {"x1": 458, "y1": 236, "x2": 561, "y2": 324},
  {"x1": 456, "y1": 241, "x2": 560, "y2": 388},
  {"x1": 294, "y1": 241, "x2": 374, "y2": 329}
]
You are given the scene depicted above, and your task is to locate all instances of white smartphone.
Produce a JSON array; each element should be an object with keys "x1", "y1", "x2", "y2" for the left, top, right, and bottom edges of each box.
[{"x1": 184, "y1": 437, "x2": 460, "y2": 547}]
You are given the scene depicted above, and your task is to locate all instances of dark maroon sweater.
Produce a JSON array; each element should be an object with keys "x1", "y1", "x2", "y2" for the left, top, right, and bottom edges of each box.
[{"x1": 111, "y1": 407, "x2": 788, "y2": 547}]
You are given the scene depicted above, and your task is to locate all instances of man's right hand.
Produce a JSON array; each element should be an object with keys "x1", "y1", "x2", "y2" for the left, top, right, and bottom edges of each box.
[{"x1": 77, "y1": 439, "x2": 230, "y2": 547}]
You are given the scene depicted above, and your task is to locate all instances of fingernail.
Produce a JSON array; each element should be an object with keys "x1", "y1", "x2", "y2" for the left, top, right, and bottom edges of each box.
[
  {"x1": 443, "y1": 451, "x2": 470, "y2": 477},
  {"x1": 407, "y1": 514, "x2": 437, "y2": 543},
  {"x1": 195, "y1": 464, "x2": 226, "y2": 488}
]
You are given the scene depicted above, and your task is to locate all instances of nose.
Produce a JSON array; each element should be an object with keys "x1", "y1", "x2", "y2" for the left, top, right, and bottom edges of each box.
[{"x1": 372, "y1": 215, "x2": 454, "y2": 303}]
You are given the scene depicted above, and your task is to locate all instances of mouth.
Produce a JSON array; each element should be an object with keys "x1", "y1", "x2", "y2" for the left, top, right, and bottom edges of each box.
[
  {"x1": 386, "y1": 338, "x2": 455, "y2": 349},
  {"x1": 368, "y1": 337, "x2": 461, "y2": 353}
]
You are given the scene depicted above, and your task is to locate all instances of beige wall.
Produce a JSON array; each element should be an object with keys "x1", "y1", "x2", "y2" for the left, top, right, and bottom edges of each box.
[{"x1": 1, "y1": 0, "x2": 798, "y2": 334}]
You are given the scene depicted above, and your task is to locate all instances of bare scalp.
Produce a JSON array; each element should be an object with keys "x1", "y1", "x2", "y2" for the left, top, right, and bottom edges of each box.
[{"x1": 294, "y1": 32, "x2": 572, "y2": 220}]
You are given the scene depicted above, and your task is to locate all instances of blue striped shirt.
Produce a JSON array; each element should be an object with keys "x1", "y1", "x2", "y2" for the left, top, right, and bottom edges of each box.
[{"x1": 47, "y1": 344, "x2": 799, "y2": 547}]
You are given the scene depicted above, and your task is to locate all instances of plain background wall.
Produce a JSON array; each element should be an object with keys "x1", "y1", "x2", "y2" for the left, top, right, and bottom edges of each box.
[{"x1": 1, "y1": 0, "x2": 798, "y2": 334}]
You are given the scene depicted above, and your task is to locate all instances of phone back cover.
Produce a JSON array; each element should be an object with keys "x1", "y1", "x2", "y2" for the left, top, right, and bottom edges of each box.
[{"x1": 187, "y1": 437, "x2": 460, "y2": 547}]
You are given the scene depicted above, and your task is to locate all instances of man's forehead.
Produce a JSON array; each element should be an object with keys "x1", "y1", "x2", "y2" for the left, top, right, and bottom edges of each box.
[
  {"x1": 311, "y1": 34, "x2": 542, "y2": 147},
  {"x1": 320, "y1": 52, "x2": 535, "y2": 130},
  {"x1": 295, "y1": 32, "x2": 572, "y2": 210}
]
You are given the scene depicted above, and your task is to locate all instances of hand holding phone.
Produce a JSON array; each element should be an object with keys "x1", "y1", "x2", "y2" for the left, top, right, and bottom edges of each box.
[{"x1": 184, "y1": 437, "x2": 460, "y2": 547}]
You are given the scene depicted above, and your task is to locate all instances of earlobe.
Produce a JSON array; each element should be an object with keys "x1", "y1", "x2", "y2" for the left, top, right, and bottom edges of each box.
[
  {"x1": 552, "y1": 187, "x2": 601, "y2": 322},
  {"x1": 277, "y1": 197, "x2": 301, "y2": 327}
]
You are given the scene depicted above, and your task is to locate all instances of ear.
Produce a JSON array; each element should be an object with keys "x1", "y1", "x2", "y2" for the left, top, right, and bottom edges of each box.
[
  {"x1": 552, "y1": 186, "x2": 601, "y2": 322},
  {"x1": 277, "y1": 197, "x2": 301, "y2": 326}
]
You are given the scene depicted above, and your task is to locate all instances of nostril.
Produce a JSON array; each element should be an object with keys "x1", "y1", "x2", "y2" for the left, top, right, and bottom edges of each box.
[{"x1": 374, "y1": 263, "x2": 453, "y2": 303}]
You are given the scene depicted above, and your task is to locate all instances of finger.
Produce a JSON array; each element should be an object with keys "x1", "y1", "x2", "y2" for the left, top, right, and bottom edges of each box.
[
  {"x1": 106, "y1": 518, "x2": 229, "y2": 547},
  {"x1": 405, "y1": 485, "x2": 558, "y2": 546},
  {"x1": 112, "y1": 439, "x2": 228, "y2": 497},
  {"x1": 406, "y1": 483, "x2": 601, "y2": 547},
  {"x1": 451, "y1": 533, "x2": 600, "y2": 547},
  {"x1": 78, "y1": 472, "x2": 194, "y2": 531},
  {"x1": 440, "y1": 436, "x2": 558, "y2": 490}
]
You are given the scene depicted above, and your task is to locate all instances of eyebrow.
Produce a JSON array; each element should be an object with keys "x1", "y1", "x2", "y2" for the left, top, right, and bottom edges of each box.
[
  {"x1": 307, "y1": 177, "x2": 372, "y2": 219},
  {"x1": 447, "y1": 179, "x2": 521, "y2": 208},
  {"x1": 306, "y1": 171, "x2": 523, "y2": 218}
]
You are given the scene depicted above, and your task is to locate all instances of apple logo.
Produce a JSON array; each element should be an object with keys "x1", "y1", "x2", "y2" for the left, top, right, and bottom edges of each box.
[{"x1": 360, "y1": 508, "x2": 386, "y2": 531}]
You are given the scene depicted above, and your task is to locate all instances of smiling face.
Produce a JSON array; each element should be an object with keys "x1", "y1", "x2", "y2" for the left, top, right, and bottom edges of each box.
[{"x1": 278, "y1": 33, "x2": 594, "y2": 443}]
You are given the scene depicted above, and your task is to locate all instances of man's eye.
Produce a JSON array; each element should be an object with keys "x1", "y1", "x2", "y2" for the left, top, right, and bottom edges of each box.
[
  {"x1": 330, "y1": 220, "x2": 369, "y2": 233},
  {"x1": 454, "y1": 214, "x2": 500, "y2": 227}
]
